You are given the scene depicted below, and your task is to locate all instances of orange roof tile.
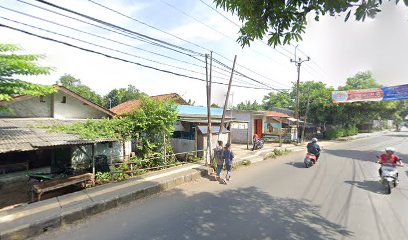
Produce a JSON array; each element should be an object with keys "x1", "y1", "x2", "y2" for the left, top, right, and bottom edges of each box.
[
  {"x1": 265, "y1": 111, "x2": 290, "y2": 118},
  {"x1": 111, "y1": 93, "x2": 187, "y2": 115}
]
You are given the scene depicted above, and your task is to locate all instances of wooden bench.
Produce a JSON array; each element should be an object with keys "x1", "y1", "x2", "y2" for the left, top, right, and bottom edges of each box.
[{"x1": 30, "y1": 173, "x2": 94, "y2": 202}]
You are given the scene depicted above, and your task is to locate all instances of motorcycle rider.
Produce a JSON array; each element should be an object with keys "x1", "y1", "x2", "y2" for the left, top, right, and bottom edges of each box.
[
  {"x1": 252, "y1": 133, "x2": 260, "y2": 151},
  {"x1": 378, "y1": 147, "x2": 403, "y2": 177},
  {"x1": 307, "y1": 138, "x2": 321, "y2": 162}
]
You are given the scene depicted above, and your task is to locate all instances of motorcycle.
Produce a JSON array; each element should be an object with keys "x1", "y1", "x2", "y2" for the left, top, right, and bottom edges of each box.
[
  {"x1": 304, "y1": 153, "x2": 317, "y2": 168},
  {"x1": 377, "y1": 156, "x2": 403, "y2": 194},
  {"x1": 252, "y1": 139, "x2": 264, "y2": 150}
]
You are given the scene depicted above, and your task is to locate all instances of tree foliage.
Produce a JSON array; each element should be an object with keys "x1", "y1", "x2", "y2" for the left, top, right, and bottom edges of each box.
[
  {"x1": 47, "y1": 96, "x2": 178, "y2": 166},
  {"x1": 104, "y1": 84, "x2": 146, "y2": 108},
  {"x1": 213, "y1": 0, "x2": 408, "y2": 47},
  {"x1": 59, "y1": 74, "x2": 104, "y2": 106},
  {"x1": 262, "y1": 92, "x2": 292, "y2": 110},
  {"x1": 0, "y1": 43, "x2": 55, "y2": 104},
  {"x1": 235, "y1": 100, "x2": 263, "y2": 111}
]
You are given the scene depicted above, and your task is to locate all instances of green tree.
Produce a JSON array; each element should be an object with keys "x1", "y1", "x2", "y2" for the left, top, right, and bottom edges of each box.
[
  {"x1": 339, "y1": 71, "x2": 381, "y2": 90},
  {"x1": 0, "y1": 43, "x2": 54, "y2": 108},
  {"x1": 214, "y1": 0, "x2": 408, "y2": 47},
  {"x1": 293, "y1": 81, "x2": 334, "y2": 125},
  {"x1": 235, "y1": 100, "x2": 263, "y2": 111},
  {"x1": 211, "y1": 103, "x2": 221, "y2": 108},
  {"x1": 58, "y1": 74, "x2": 104, "y2": 106},
  {"x1": 104, "y1": 85, "x2": 146, "y2": 108},
  {"x1": 262, "y1": 91, "x2": 292, "y2": 110}
]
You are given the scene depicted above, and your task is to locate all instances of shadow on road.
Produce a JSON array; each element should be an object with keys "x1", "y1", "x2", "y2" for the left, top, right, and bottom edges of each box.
[
  {"x1": 345, "y1": 180, "x2": 386, "y2": 195},
  {"x1": 286, "y1": 162, "x2": 306, "y2": 168},
  {"x1": 124, "y1": 187, "x2": 353, "y2": 240}
]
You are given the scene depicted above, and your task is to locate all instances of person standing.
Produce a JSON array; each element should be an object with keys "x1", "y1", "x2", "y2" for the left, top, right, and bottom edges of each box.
[
  {"x1": 223, "y1": 143, "x2": 235, "y2": 181},
  {"x1": 213, "y1": 141, "x2": 224, "y2": 180}
]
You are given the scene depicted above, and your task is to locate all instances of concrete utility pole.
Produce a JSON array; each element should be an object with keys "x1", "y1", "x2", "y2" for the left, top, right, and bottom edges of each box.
[
  {"x1": 205, "y1": 52, "x2": 213, "y2": 165},
  {"x1": 219, "y1": 55, "x2": 237, "y2": 140},
  {"x1": 290, "y1": 46, "x2": 310, "y2": 144}
]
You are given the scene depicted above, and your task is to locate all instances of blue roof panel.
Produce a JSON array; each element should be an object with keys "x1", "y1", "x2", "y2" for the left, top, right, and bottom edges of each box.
[{"x1": 177, "y1": 105, "x2": 223, "y2": 117}]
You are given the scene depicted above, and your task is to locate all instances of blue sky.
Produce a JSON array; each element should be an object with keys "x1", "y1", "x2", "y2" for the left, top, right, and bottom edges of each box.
[{"x1": 1, "y1": 0, "x2": 407, "y2": 106}]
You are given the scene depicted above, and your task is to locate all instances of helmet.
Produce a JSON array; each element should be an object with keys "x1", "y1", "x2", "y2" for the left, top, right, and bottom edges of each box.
[
  {"x1": 385, "y1": 147, "x2": 396, "y2": 154},
  {"x1": 311, "y1": 138, "x2": 318, "y2": 143}
]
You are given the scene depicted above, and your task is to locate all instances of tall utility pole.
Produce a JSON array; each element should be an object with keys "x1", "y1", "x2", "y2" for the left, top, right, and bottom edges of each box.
[
  {"x1": 219, "y1": 55, "x2": 237, "y2": 139},
  {"x1": 290, "y1": 46, "x2": 310, "y2": 144},
  {"x1": 205, "y1": 52, "x2": 213, "y2": 166}
]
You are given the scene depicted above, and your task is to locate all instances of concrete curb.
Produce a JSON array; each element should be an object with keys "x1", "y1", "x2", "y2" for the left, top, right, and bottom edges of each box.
[{"x1": 0, "y1": 165, "x2": 210, "y2": 240}]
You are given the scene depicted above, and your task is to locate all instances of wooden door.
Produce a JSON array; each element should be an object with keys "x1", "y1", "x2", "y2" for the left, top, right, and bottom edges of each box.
[{"x1": 254, "y1": 119, "x2": 263, "y2": 138}]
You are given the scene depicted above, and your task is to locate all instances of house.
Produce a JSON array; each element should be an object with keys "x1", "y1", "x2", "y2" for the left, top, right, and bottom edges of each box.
[
  {"x1": 172, "y1": 105, "x2": 232, "y2": 158},
  {"x1": 228, "y1": 110, "x2": 297, "y2": 144},
  {"x1": 0, "y1": 85, "x2": 114, "y2": 119},
  {"x1": 0, "y1": 86, "x2": 132, "y2": 208},
  {"x1": 111, "y1": 93, "x2": 188, "y2": 115}
]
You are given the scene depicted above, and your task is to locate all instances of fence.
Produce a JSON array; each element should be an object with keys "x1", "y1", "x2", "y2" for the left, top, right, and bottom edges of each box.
[{"x1": 99, "y1": 149, "x2": 207, "y2": 183}]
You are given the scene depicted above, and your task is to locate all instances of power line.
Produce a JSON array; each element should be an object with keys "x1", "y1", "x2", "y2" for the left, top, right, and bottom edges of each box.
[
  {"x1": 0, "y1": 5, "x2": 207, "y2": 70},
  {"x1": 86, "y1": 0, "x2": 288, "y2": 89},
  {"x1": 0, "y1": 23, "x2": 278, "y2": 91},
  {"x1": 197, "y1": 0, "x2": 294, "y2": 60},
  {"x1": 197, "y1": 0, "x2": 328, "y2": 82},
  {"x1": 17, "y1": 0, "x2": 205, "y2": 59},
  {"x1": 159, "y1": 0, "x2": 288, "y2": 66},
  {"x1": 13, "y1": 0, "x2": 286, "y2": 90},
  {"x1": 0, "y1": 16, "x2": 208, "y2": 76}
]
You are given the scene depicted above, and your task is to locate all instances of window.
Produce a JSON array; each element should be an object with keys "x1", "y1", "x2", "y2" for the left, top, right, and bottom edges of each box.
[
  {"x1": 61, "y1": 96, "x2": 67, "y2": 103},
  {"x1": 39, "y1": 96, "x2": 46, "y2": 103}
]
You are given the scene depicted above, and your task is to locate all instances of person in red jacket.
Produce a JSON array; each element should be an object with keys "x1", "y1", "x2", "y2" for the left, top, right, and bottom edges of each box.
[
  {"x1": 252, "y1": 134, "x2": 259, "y2": 151},
  {"x1": 378, "y1": 147, "x2": 403, "y2": 177}
]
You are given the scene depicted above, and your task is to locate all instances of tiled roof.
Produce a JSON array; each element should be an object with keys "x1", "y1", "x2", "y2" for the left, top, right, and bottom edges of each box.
[
  {"x1": 0, "y1": 118, "x2": 114, "y2": 154},
  {"x1": 111, "y1": 93, "x2": 187, "y2": 115},
  {"x1": 265, "y1": 111, "x2": 290, "y2": 118}
]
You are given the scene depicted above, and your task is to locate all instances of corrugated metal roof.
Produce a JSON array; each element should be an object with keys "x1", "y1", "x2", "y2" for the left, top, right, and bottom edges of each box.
[
  {"x1": 198, "y1": 126, "x2": 230, "y2": 134},
  {"x1": 177, "y1": 105, "x2": 224, "y2": 117},
  {"x1": 0, "y1": 118, "x2": 115, "y2": 154}
]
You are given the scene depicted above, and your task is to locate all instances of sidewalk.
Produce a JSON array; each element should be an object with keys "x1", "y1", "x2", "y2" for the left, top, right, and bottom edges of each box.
[
  {"x1": 0, "y1": 130, "x2": 387, "y2": 240},
  {"x1": 0, "y1": 163, "x2": 210, "y2": 240}
]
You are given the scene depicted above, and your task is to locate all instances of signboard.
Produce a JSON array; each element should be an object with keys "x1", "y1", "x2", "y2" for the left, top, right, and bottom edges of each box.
[
  {"x1": 332, "y1": 84, "x2": 408, "y2": 103},
  {"x1": 382, "y1": 84, "x2": 408, "y2": 101}
]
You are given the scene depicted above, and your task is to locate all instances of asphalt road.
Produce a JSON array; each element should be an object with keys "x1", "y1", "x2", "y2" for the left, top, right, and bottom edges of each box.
[{"x1": 37, "y1": 131, "x2": 408, "y2": 240}]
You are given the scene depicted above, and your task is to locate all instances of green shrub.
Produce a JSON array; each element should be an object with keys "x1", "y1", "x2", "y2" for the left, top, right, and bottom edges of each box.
[
  {"x1": 326, "y1": 128, "x2": 345, "y2": 139},
  {"x1": 241, "y1": 160, "x2": 251, "y2": 166},
  {"x1": 273, "y1": 148, "x2": 285, "y2": 156},
  {"x1": 95, "y1": 171, "x2": 112, "y2": 184},
  {"x1": 263, "y1": 152, "x2": 276, "y2": 160}
]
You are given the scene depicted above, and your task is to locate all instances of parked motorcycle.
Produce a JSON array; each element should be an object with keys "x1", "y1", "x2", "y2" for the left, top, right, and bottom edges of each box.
[
  {"x1": 252, "y1": 139, "x2": 264, "y2": 150},
  {"x1": 304, "y1": 153, "x2": 317, "y2": 168},
  {"x1": 377, "y1": 156, "x2": 403, "y2": 194}
]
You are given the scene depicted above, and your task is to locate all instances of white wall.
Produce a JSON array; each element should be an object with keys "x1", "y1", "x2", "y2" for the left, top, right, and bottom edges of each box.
[
  {"x1": 0, "y1": 91, "x2": 110, "y2": 119},
  {"x1": 53, "y1": 92, "x2": 108, "y2": 119},
  {"x1": 0, "y1": 95, "x2": 52, "y2": 117}
]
